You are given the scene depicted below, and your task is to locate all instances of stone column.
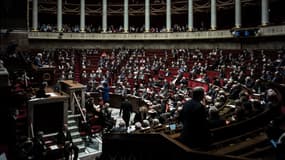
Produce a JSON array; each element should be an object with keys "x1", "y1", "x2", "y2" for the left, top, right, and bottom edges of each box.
[
  {"x1": 188, "y1": 0, "x2": 193, "y2": 31},
  {"x1": 145, "y1": 0, "x2": 150, "y2": 32},
  {"x1": 124, "y1": 0, "x2": 129, "y2": 32},
  {"x1": 235, "y1": 0, "x2": 241, "y2": 28},
  {"x1": 32, "y1": 0, "x2": 38, "y2": 31},
  {"x1": 80, "y1": 0, "x2": 85, "y2": 32},
  {"x1": 261, "y1": 0, "x2": 269, "y2": 26},
  {"x1": 211, "y1": 0, "x2": 217, "y2": 30},
  {"x1": 57, "y1": 0, "x2": 62, "y2": 32},
  {"x1": 102, "y1": 0, "x2": 107, "y2": 32},
  {"x1": 166, "y1": 0, "x2": 171, "y2": 32}
]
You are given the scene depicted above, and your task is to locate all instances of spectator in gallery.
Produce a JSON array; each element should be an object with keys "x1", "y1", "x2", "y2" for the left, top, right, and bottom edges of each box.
[
  {"x1": 120, "y1": 97, "x2": 133, "y2": 128},
  {"x1": 179, "y1": 87, "x2": 211, "y2": 148}
]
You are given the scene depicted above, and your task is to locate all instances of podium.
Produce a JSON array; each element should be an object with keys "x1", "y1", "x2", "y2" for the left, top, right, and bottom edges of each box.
[
  {"x1": 28, "y1": 92, "x2": 69, "y2": 138},
  {"x1": 32, "y1": 64, "x2": 56, "y2": 85},
  {"x1": 60, "y1": 80, "x2": 86, "y2": 114}
]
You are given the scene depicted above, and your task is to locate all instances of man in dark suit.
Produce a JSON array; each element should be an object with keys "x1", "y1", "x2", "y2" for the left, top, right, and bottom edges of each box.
[
  {"x1": 179, "y1": 87, "x2": 211, "y2": 148},
  {"x1": 120, "y1": 97, "x2": 133, "y2": 128},
  {"x1": 57, "y1": 124, "x2": 79, "y2": 160}
]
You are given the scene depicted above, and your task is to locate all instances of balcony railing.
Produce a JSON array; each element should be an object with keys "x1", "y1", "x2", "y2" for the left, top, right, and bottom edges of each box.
[{"x1": 27, "y1": 25, "x2": 285, "y2": 40}]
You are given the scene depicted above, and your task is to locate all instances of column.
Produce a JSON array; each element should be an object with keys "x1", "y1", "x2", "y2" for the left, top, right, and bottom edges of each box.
[
  {"x1": 166, "y1": 0, "x2": 171, "y2": 32},
  {"x1": 124, "y1": 0, "x2": 129, "y2": 32},
  {"x1": 145, "y1": 0, "x2": 150, "y2": 32},
  {"x1": 261, "y1": 0, "x2": 269, "y2": 26},
  {"x1": 57, "y1": 0, "x2": 62, "y2": 32},
  {"x1": 102, "y1": 0, "x2": 107, "y2": 32},
  {"x1": 210, "y1": 0, "x2": 217, "y2": 30},
  {"x1": 235, "y1": 0, "x2": 241, "y2": 28},
  {"x1": 32, "y1": 0, "x2": 38, "y2": 31},
  {"x1": 188, "y1": 0, "x2": 193, "y2": 31},
  {"x1": 80, "y1": 0, "x2": 85, "y2": 32}
]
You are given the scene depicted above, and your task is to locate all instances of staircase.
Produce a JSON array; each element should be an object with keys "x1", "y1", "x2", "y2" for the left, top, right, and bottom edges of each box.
[
  {"x1": 67, "y1": 111, "x2": 86, "y2": 154},
  {"x1": 67, "y1": 110, "x2": 103, "y2": 160}
]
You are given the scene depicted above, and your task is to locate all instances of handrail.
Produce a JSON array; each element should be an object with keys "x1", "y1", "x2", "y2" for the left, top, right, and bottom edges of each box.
[
  {"x1": 30, "y1": 122, "x2": 34, "y2": 138},
  {"x1": 73, "y1": 92, "x2": 87, "y2": 123}
]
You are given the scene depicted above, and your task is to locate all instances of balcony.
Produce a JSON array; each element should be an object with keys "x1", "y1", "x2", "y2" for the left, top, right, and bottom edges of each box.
[{"x1": 27, "y1": 25, "x2": 285, "y2": 40}]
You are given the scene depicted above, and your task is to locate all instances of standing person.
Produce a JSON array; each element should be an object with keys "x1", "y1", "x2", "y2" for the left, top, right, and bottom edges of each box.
[
  {"x1": 120, "y1": 97, "x2": 133, "y2": 128},
  {"x1": 56, "y1": 124, "x2": 79, "y2": 160},
  {"x1": 97, "y1": 81, "x2": 110, "y2": 103},
  {"x1": 102, "y1": 82, "x2": 110, "y2": 103},
  {"x1": 179, "y1": 87, "x2": 211, "y2": 148}
]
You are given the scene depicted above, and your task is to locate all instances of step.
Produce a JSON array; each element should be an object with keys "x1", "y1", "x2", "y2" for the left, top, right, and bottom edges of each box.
[
  {"x1": 73, "y1": 137, "x2": 84, "y2": 146},
  {"x1": 68, "y1": 119, "x2": 77, "y2": 126},
  {"x1": 68, "y1": 114, "x2": 81, "y2": 120},
  {"x1": 79, "y1": 151, "x2": 102, "y2": 160},
  {"x1": 68, "y1": 125, "x2": 79, "y2": 132},
  {"x1": 71, "y1": 131, "x2": 81, "y2": 139},
  {"x1": 77, "y1": 144, "x2": 86, "y2": 153}
]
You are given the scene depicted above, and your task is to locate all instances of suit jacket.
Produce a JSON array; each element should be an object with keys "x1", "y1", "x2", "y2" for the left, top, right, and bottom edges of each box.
[
  {"x1": 120, "y1": 100, "x2": 133, "y2": 118},
  {"x1": 180, "y1": 99, "x2": 210, "y2": 147}
]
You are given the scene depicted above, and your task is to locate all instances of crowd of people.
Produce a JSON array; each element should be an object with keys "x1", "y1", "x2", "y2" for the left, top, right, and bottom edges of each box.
[
  {"x1": 2, "y1": 47, "x2": 285, "y2": 159},
  {"x1": 37, "y1": 23, "x2": 200, "y2": 33}
]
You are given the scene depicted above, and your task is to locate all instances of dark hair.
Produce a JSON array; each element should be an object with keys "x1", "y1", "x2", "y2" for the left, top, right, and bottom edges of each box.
[{"x1": 192, "y1": 87, "x2": 204, "y2": 101}]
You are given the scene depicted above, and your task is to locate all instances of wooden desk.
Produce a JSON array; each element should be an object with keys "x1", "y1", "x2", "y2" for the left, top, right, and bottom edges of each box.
[
  {"x1": 28, "y1": 92, "x2": 69, "y2": 138},
  {"x1": 60, "y1": 80, "x2": 86, "y2": 114}
]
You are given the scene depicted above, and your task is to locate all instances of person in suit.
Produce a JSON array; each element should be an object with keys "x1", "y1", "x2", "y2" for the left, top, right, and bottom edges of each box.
[
  {"x1": 179, "y1": 87, "x2": 211, "y2": 148},
  {"x1": 56, "y1": 124, "x2": 79, "y2": 160},
  {"x1": 34, "y1": 53, "x2": 43, "y2": 67},
  {"x1": 120, "y1": 97, "x2": 133, "y2": 128}
]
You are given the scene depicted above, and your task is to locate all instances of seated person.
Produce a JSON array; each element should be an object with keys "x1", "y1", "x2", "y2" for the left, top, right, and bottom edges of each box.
[
  {"x1": 111, "y1": 120, "x2": 127, "y2": 133},
  {"x1": 208, "y1": 108, "x2": 226, "y2": 128},
  {"x1": 34, "y1": 53, "x2": 43, "y2": 67}
]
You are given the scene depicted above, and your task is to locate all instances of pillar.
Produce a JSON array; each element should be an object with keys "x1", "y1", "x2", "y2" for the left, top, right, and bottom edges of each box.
[
  {"x1": 32, "y1": 0, "x2": 38, "y2": 31},
  {"x1": 80, "y1": 0, "x2": 85, "y2": 32},
  {"x1": 261, "y1": 0, "x2": 269, "y2": 26},
  {"x1": 102, "y1": 0, "x2": 107, "y2": 32},
  {"x1": 145, "y1": 0, "x2": 150, "y2": 32},
  {"x1": 166, "y1": 0, "x2": 171, "y2": 32},
  {"x1": 124, "y1": 0, "x2": 129, "y2": 32},
  {"x1": 211, "y1": 0, "x2": 217, "y2": 30},
  {"x1": 235, "y1": 0, "x2": 241, "y2": 28},
  {"x1": 188, "y1": 0, "x2": 193, "y2": 31},
  {"x1": 57, "y1": 0, "x2": 62, "y2": 32}
]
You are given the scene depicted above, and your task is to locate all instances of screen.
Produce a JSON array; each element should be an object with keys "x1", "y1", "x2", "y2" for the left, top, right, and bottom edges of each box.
[{"x1": 169, "y1": 124, "x2": 176, "y2": 131}]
